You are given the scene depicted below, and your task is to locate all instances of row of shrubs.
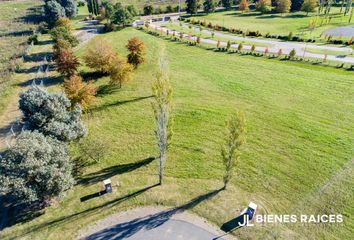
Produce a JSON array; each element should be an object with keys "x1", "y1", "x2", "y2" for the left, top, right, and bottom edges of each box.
[
  {"x1": 140, "y1": 27, "x2": 354, "y2": 71},
  {"x1": 181, "y1": 18, "x2": 353, "y2": 46}
]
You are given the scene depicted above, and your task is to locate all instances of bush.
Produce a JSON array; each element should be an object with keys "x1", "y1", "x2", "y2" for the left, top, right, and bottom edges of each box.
[
  {"x1": 0, "y1": 131, "x2": 74, "y2": 205},
  {"x1": 289, "y1": 48, "x2": 296, "y2": 60},
  {"x1": 63, "y1": 75, "x2": 97, "y2": 110},
  {"x1": 27, "y1": 34, "x2": 39, "y2": 45}
]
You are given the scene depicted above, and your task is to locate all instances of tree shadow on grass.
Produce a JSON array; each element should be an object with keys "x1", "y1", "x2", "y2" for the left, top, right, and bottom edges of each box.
[
  {"x1": 24, "y1": 52, "x2": 53, "y2": 63},
  {"x1": 18, "y1": 75, "x2": 63, "y2": 88},
  {"x1": 12, "y1": 183, "x2": 159, "y2": 240},
  {"x1": 0, "y1": 195, "x2": 44, "y2": 231},
  {"x1": 78, "y1": 157, "x2": 156, "y2": 186},
  {"x1": 81, "y1": 71, "x2": 108, "y2": 82},
  {"x1": 11, "y1": 186, "x2": 223, "y2": 240},
  {"x1": 84, "y1": 187, "x2": 224, "y2": 240},
  {"x1": 91, "y1": 95, "x2": 154, "y2": 112}
]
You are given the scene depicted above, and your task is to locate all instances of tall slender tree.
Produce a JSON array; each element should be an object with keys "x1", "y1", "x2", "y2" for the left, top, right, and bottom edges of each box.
[
  {"x1": 221, "y1": 112, "x2": 246, "y2": 190},
  {"x1": 152, "y1": 51, "x2": 173, "y2": 185}
]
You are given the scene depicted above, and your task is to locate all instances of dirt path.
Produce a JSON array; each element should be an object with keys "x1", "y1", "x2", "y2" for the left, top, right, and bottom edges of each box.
[{"x1": 77, "y1": 206, "x2": 235, "y2": 240}]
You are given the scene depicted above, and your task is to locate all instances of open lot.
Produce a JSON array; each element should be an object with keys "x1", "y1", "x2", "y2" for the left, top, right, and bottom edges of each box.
[{"x1": 1, "y1": 25, "x2": 353, "y2": 240}]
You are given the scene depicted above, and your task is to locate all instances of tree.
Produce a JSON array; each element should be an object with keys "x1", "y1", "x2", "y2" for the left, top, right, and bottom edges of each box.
[
  {"x1": 222, "y1": 0, "x2": 233, "y2": 9},
  {"x1": 277, "y1": 48, "x2": 283, "y2": 57},
  {"x1": 227, "y1": 40, "x2": 231, "y2": 50},
  {"x1": 101, "y1": 1, "x2": 115, "y2": 22},
  {"x1": 83, "y1": 38, "x2": 117, "y2": 73},
  {"x1": 143, "y1": 5, "x2": 154, "y2": 15},
  {"x1": 112, "y1": 3, "x2": 134, "y2": 26},
  {"x1": 256, "y1": 0, "x2": 272, "y2": 13},
  {"x1": 127, "y1": 5, "x2": 138, "y2": 17},
  {"x1": 50, "y1": 26, "x2": 79, "y2": 48},
  {"x1": 251, "y1": 44, "x2": 256, "y2": 52},
  {"x1": 221, "y1": 112, "x2": 245, "y2": 190},
  {"x1": 63, "y1": 75, "x2": 97, "y2": 110},
  {"x1": 108, "y1": 57, "x2": 134, "y2": 88},
  {"x1": 291, "y1": 0, "x2": 303, "y2": 11},
  {"x1": 237, "y1": 42, "x2": 243, "y2": 51},
  {"x1": 301, "y1": 0, "x2": 317, "y2": 14},
  {"x1": 276, "y1": 0, "x2": 292, "y2": 13},
  {"x1": 61, "y1": 0, "x2": 78, "y2": 18},
  {"x1": 55, "y1": 17, "x2": 72, "y2": 29},
  {"x1": 44, "y1": 0, "x2": 66, "y2": 28},
  {"x1": 186, "y1": 0, "x2": 200, "y2": 15},
  {"x1": 53, "y1": 38, "x2": 71, "y2": 59},
  {"x1": 19, "y1": 86, "x2": 86, "y2": 142},
  {"x1": 56, "y1": 48, "x2": 80, "y2": 77},
  {"x1": 0, "y1": 131, "x2": 74, "y2": 205},
  {"x1": 203, "y1": 0, "x2": 217, "y2": 13},
  {"x1": 289, "y1": 48, "x2": 296, "y2": 59},
  {"x1": 152, "y1": 52, "x2": 173, "y2": 185},
  {"x1": 239, "y1": 0, "x2": 250, "y2": 12},
  {"x1": 126, "y1": 37, "x2": 146, "y2": 68}
]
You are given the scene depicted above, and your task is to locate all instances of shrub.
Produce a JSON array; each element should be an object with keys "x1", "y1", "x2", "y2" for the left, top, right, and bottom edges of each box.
[
  {"x1": 143, "y1": 5, "x2": 154, "y2": 15},
  {"x1": 56, "y1": 48, "x2": 80, "y2": 77},
  {"x1": 277, "y1": 48, "x2": 283, "y2": 57},
  {"x1": 19, "y1": 86, "x2": 86, "y2": 142},
  {"x1": 288, "y1": 31, "x2": 293, "y2": 40},
  {"x1": 217, "y1": 40, "x2": 221, "y2": 48},
  {"x1": 0, "y1": 131, "x2": 74, "y2": 205},
  {"x1": 63, "y1": 75, "x2": 97, "y2": 110},
  {"x1": 226, "y1": 40, "x2": 231, "y2": 50},
  {"x1": 27, "y1": 34, "x2": 39, "y2": 45},
  {"x1": 55, "y1": 17, "x2": 72, "y2": 29},
  {"x1": 126, "y1": 37, "x2": 146, "y2": 68},
  {"x1": 83, "y1": 38, "x2": 117, "y2": 73},
  {"x1": 238, "y1": 43, "x2": 243, "y2": 51}
]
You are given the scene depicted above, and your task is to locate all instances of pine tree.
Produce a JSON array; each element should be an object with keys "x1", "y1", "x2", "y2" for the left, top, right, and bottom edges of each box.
[{"x1": 186, "y1": 0, "x2": 200, "y2": 15}]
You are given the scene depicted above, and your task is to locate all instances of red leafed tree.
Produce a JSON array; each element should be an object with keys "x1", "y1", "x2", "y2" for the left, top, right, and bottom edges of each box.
[
  {"x1": 126, "y1": 37, "x2": 146, "y2": 68},
  {"x1": 56, "y1": 48, "x2": 80, "y2": 77}
]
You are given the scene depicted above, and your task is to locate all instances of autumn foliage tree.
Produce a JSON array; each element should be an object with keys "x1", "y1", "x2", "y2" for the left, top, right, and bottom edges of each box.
[
  {"x1": 63, "y1": 75, "x2": 97, "y2": 110},
  {"x1": 256, "y1": 0, "x2": 272, "y2": 13},
  {"x1": 239, "y1": 0, "x2": 250, "y2": 12},
  {"x1": 83, "y1": 39, "x2": 117, "y2": 74},
  {"x1": 108, "y1": 57, "x2": 134, "y2": 88},
  {"x1": 56, "y1": 48, "x2": 80, "y2": 77},
  {"x1": 276, "y1": 0, "x2": 291, "y2": 13},
  {"x1": 126, "y1": 37, "x2": 146, "y2": 68},
  {"x1": 301, "y1": 0, "x2": 317, "y2": 15}
]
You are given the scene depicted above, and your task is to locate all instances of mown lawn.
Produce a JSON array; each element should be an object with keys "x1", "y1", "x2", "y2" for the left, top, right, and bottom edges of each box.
[
  {"x1": 1, "y1": 28, "x2": 353, "y2": 240},
  {"x1": 190, "y1": 7, "x2": 353, "y2": 40}
]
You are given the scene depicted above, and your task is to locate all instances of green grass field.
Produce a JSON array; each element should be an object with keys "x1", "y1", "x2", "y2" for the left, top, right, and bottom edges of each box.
[
  {"x1": 1, "y1": 27, "x2": 353, "y2": 240},
  {"x1": 0, "y1": 0, "x2": 40, "y2": 116},
  {"x1": 190, "y1": 7, "x2": 353, "y2": 40},
  {"x1": 305, "y1": 47, "x2": 354, "y2": 56}
]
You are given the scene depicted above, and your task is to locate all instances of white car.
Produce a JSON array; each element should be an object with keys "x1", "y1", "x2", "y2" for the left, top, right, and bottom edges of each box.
[{"x1": 240, "y1": 202, "x2": 258, "y2": 220}]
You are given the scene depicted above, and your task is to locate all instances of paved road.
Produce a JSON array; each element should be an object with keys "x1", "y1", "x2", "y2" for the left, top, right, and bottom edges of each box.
[
  {"x1": 78, "y1": 206, "x2": 232, "y2": 240},
  {"x1": 151, "y1": 21, "x2": 354, "y2": 64},
  {"x1": 324, "y1": 26, "x2": 354, "y2": 37}
]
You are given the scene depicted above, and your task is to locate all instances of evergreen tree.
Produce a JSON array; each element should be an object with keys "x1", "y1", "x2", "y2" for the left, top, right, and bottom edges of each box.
[
  {"x1": 0, "y1": 131, "x2": 74, "y2": 205},
  {"x1": 203, "y1": 0, "x2": 217, "y2": 13},
  {"x1": 61, "y1": 0, "x2": 78, "y2": 18},
  {"x1": 222, "y1": 0, "x2": 233, "y2": 9},
  {"x1": 44, "y1": 0, "x2": 66, "y2": 28},
  {"x1": 19, "y1": 86, "x2": 87, "y2": 142},
  {"x1": 291, "y1": 0, "x2": 303, "y2": 11},
  {"x1": 186, "y1": 0, "x2": 200, "y2": 15}
]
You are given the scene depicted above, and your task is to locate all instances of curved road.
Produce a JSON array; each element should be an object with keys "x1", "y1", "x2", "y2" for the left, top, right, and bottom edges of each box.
[
  {"x1": 78, "y1": 206, "x2": 233, "y2": 240},
  {"x1": 151, "y1": 21, "x2": 354, "y2": 64}
]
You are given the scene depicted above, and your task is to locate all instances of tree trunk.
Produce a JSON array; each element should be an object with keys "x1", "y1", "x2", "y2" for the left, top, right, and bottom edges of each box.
[{"x1": 159, "y1": 154, "x2": 164, "y2": 185}]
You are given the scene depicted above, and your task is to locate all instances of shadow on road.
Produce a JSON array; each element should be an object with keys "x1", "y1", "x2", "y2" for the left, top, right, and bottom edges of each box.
[{"x1": 84, "y1": 187, "x2": 224, "y2": 240}]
